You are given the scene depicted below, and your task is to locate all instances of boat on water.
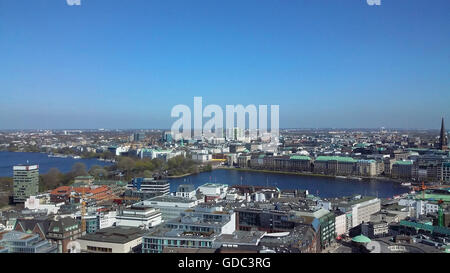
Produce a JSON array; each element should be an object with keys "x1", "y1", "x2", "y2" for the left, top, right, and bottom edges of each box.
[{"x1": 401, "y1": 182, "x2": 412, "y2": 187}]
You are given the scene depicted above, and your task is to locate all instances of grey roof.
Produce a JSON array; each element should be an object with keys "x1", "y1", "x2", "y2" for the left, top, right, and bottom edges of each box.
[
  {"x1": 146, "y1": 195, "x2": 196, "y2": 203},
  {"x1": 177, "y1": 184, "x2": 195, "y2": 192},
  {"x1": 79, "y1": 226, "x2": 145, "y2": 244},
  {"x1": 15, "y1": 217, "x2": 52, "y2": 234},
  {"x1": 144, "y1": 226, "x2": 216, "y2": 240},
  {"x1": 48, "y1": 217, "x2": 79, "y2": 233},
  {"x1": 215, "y1": 231, "x2": 266, "y2": 246}
]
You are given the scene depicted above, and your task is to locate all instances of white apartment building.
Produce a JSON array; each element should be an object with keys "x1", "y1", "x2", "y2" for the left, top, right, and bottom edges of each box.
[
  {"x1": 335, "y1": 212, "x2": 347, "y2": 236},
  {"x1": 338, "y1": 196, "x2": 381, "y2": 228},
  {"x1": 191, "y1": 153, "x2": 212, "y2": 162},
  {"x1": 141, "y1": 196, "x2": 199, "y2": 220},
  {"x1": 175, "y1": 184, "x2": 196, "y2": 199},
  {"x1": 198, "y1": 183, "x2": 229, "y2": 199},
  {"x1": 357, "y1": 160, "x2": 377, "y2": 177},
  {"x1": 77, "y1": 226, "x2": 145, "y2": 253},
  {"x1": 99, "y1": 211, "x2": 117, "y2": 229},
  {"x1": 398, "y1": 199, "x2": 440, "y2": 218},
  {"x1": 24, "y1": 195, "x2": 64, "y2": 215},
  {"x1": 116, "y1": 206, "x2": 162, "y2": 229}
]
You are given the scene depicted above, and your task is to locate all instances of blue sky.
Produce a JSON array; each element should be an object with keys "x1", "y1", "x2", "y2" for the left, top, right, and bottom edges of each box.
[{"x1": 0, "y1": 0, "x2": 449, "y2": 129}]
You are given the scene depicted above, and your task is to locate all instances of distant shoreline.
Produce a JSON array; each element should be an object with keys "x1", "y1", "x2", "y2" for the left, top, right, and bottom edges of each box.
[
  {"x1": 167, "y1": 173, "x2": 193, "y2": 178},
  {"x1": 216, "y1": 166, "x2": 403, "y2": 183}
]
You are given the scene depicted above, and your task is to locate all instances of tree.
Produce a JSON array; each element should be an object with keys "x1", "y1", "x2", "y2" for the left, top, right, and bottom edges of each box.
[
  {"x1": 71, "y1": 162, "x2": 88, "y2": 177},
  {"x1": 40, "y1": 168, "x2": 64, "y2": 191},
  {"x1": 203, "y1": 164, "x2": 212, "y2": 172},
  {"x1": 117, "y1": 157, "x2": 135, "y2": 172},
  {"x1": 135, "y1": 159, "x2": 155, "y2": 172},
  {"x1": 143, "y1": 170, "x2": 153, "y2": 178},
  {"x1": 89, "y1": 165, "x2": 108, "y2": 179}
]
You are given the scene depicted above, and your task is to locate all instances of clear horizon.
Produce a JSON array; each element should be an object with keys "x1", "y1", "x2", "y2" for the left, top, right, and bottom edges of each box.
[
  {"x1": 1, "y1": 0, "x2": 449, "y2": 129},
  {"x1": 0, "y1": 125, "x2": 447, "y2": 131}
]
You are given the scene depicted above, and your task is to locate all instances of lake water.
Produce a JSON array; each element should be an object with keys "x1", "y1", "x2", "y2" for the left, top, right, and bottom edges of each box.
[
  {"x1": 0, "y1": 152, "x2": 410, "y2": 198},
  {"x1": 169, "y1": 169, "x2": 410, "y2": 198},
  {"x1": 0, "y1": 151, "x2": 112, "y2": 177}
]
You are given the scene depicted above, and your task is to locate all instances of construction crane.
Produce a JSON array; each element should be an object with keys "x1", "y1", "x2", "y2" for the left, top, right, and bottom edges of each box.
[
  {"x1": 413, "y1": 181, "x2": 450, "y2": 200},
  {"x1": 438, "y1": 199, "x2": 444, "y2": 227},
  {"x1": 68, "y1": 187, "x2": 87, "y2": 234}
]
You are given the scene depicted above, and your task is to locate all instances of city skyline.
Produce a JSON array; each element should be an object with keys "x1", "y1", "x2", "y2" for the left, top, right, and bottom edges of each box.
[{"x1": 1, "y1": 0, "x2": 449, "y2": 129}]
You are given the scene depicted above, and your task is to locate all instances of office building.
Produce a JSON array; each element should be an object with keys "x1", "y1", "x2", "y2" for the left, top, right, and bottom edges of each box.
[
  {"x1": 198, "y1": 183, "x2": 228, "y2": 201},
  {"x1": 313, "y1": 156, "x2": 357, "y2": 176},
  {"x1": 292, "y1": 208, "x2": 336, "y2": 249},
  {"x1": 0, "y1": 230, "x2": 57, "y2": 253},
  {"x1": 13, "y1": 165, "x2": 39, "y2": 203},
  {"x1": 391, "y1": 160, "x2": 413, "y2": 179},
  {"x1": 176, "y1": 184, "x2": 196, "y2": 199},
  {"x1": 337, "y1": 196, "x2": 381, "y2": 228},
  {"x1": 140, "y1": 196, "x2": 199, "y2": 220},
  {"x1": 443, "y1": 162, "x2": 450, "y2": 183},
  {"x1": 357, "y1": 160, "x2": 377, "y2": 177},
  {"x1": 77, "y1": 226, "x2": 145, "y2": 253},
  {"x1": 133, "y1": 132, "x2": 146, "y2": 142},
  {"x1": 142, "y1": 206, "x2": 236, "y2": 253},
  {"x1": 235, "y1": 208, "x2": 307, "y2": 233},
  {"x1": 116, "y1": 205, "x2": 162, "y2": 229},
  {"x1": 127, "y1": 177, "x2": 170, "y2": 196},
  {"x1": 46, "y1": 217, "x2": 82, "y2": 253}
]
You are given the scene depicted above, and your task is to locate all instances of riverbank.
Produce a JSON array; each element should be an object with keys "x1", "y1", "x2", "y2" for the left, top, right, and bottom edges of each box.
[
  {"x1": 216, "y1": 167, "x2": 337, "y2": 179},
  {"x1": 168, "y1": 169, "x2": 411, "y2": 198},
  {"x1": 216, "y1": 166, "x2": 402, "y2": 183},
  {"x1": 0, "y1": 151, "x2": 113, "y2": 177},
  {"x1": 167, "y1": 173, "x2": 193, "y2": 178}
]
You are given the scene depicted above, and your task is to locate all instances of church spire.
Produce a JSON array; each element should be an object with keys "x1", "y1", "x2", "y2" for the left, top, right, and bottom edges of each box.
[{"x1": 440, "y1": 117, "x2": 448, "y2": 150}]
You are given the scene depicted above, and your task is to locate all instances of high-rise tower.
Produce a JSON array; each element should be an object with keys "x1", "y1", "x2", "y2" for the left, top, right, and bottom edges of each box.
[
  {"x1": 13, "y1": 164, "x2": 39, "y2": 203},
  {"x1": 439, "y1": 117, "x2": 448, "y2": 150}
]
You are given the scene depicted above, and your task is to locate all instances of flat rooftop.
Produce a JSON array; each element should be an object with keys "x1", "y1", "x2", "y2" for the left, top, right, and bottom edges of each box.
[
  {"x1": 79, "y1": 226, "x2": 145, "y2": 244},
  {"x1": 145, "y1": 195, "x2": 197, "y2": 203},
  {"x1": 216, "y1": 231, "x2": 266, "y2": 245},
  {"x1": 144, "y1": 226, "x2": 216, "y2": 240}
]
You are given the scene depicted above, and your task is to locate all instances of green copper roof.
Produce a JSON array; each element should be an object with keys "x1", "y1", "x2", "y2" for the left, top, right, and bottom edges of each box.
[
  {"x1": 355, "y1": 143, "x2": 368, "y2": 148},
  {"x1": 393, "y1": 160, "x2": 413, "y2": 165},
  {"x1": 352, "y1": 235, "x2": 371, "y2": 243},
  {"x1": 290, "y1": 155, "x2": 311, "y2": 161},
  {"x1": 315, "y1": 156, "x2": 357, "y2": 163},
  {"x1": 358, "y1": 159, "x2": 376, "y2": 163},
  {"x1": 407, "y1": 148, "x2": 430, "y2": 152},
  {"x1": 416, "y1": 193, "x2": 450, "y2": 202},
  {"x1": 400, "y1": 220, "x2": 450, "y2": 236}
]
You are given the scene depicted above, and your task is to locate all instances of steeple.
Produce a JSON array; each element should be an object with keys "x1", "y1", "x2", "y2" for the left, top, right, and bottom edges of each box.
[{"x1": 440, "y1": 117, "x2": 448, "y2": 150}]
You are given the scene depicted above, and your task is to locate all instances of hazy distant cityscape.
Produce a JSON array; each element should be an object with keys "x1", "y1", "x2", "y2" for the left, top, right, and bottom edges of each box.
[{"x1": 0, "y1": 117, "x2": 449, "y2": 254}]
